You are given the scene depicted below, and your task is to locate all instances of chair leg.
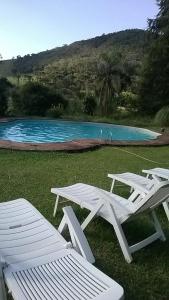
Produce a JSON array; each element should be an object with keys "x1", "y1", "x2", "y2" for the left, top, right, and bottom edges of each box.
[
  {"x1": 58, "y1": 215, "x2": 68, "y2": 233},
  {"x1": 0, "y1": 262, "x2": 7, "y2": 300},
  {"x1": 53, "y1": 195, "x2": 59, "y2": 217},
  {"x1": 105, "y1": 203, "x2": 133, "y2": 263},
  {"x1": 151, "y1": 210, "x2": 166, "y2": 241},
  {"x1": 113, "y1": 220, "x2": 133, "y2": 263},
  {"x1": 62, "y1": 206, "x2": 95, "y2": 263},
  {"x1": 81, "y1": 202, "x2": 104, "y2": 230},
  {"x1": 0, "y1": 280, "x2": 7, "y2": 300},
  {"x1": 162, "y1": 201, "x2": 169, "y2": 222},
  {"x1": 110, "y1": 179, "x2": 115, "y2": 193}
]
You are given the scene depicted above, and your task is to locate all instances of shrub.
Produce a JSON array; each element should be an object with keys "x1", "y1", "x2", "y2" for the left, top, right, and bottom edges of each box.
[
  {"x1": 12, "y1": 82, "x2": 68, "y2": 116},
  {"x1": 0, "y1": 78, "x2": 13, "y2": 116},
  {"x1": 119, "y1": 91, "x2": 138, "y2": 111},
  {"x1": 46, "y1": 105, "x2": 64, "y2": 118},
  {"x1": 83, "y1": 95, "x2": 97, "y2": 115},
  {"x1": 154, "y1": 106, "x2": 169, "y2": 126}
]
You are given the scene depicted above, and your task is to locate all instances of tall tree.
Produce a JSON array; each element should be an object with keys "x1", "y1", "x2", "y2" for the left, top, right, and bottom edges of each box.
[
  {"x1": 139, "y1": 0, "x2": 169, "y2": 115},
  {"x1": 97, "y1": 52, "x2": 130, "y2": 115}
]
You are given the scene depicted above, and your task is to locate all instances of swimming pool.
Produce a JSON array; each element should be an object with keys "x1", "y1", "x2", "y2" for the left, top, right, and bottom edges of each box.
[{"x1": 0, "y1": 119, "x2": 159, "y2": 143}]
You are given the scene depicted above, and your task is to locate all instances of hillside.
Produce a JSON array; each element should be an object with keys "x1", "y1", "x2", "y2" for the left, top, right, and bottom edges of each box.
[{"x1": 0, "y1": 29, "x2": 149, "y2": 77}]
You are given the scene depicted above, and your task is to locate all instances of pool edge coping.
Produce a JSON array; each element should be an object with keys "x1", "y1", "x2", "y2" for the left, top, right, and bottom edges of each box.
[{"x1": 0, "y1": 134, "x2": 168, "y2": 152}]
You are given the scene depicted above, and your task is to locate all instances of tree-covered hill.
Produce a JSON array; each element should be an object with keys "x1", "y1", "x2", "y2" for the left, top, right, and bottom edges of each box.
[{"x1": 0, "y1": 29, "x2": 148, "y2": 77}]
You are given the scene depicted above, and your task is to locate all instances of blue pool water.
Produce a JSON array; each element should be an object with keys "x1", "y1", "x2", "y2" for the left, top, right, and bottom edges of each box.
[{"x1": 0, "y1": 120, "x2": 159, "y2": 143}]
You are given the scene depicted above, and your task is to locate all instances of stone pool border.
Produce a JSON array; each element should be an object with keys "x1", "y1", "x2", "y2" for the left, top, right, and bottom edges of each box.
[
  {"x1": 0, "y1": 118, "x2": 168, "y2": 152},
  {"x1": 0, "y1": 133, "x2": 168, "y2": 152}
]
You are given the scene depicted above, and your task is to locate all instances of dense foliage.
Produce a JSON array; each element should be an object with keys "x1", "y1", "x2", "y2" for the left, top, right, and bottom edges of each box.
[
  {"x1": 0, "y1": 29, "x2": 150, "y2": 118},
  {"x1": 97, "y1": 52, "x2": 131, "y2": 115},
  {"x1": 139, "y1": 0, "x2": 169, "y2": 115},
  {"x1": 0, "y1": 29, "x2": 148, "y2": 78},
  {"x1": 154, "y1": 105, "x2": 169, "y2": 125},
  {"x1": 0, "y1": 77, "x2": 13, "y2": 116},
  {"x1": 1, "y1": 16, "x2": 168, "y2": 120},
  {"x1": 83, "y1": 95, "x2": 97, "y2": 115},
  {"x1": 12, "y1": 82, "x2": 67, "y2": 116}
]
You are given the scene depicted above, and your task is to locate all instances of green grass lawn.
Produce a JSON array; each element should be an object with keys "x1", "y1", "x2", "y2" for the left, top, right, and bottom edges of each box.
[{"x1": 1, "y1": 146, "x2": 169, "y2": 300}]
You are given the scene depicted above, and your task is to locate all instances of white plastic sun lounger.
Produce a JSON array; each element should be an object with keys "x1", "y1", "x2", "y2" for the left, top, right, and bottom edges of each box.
[
  {"x1": 108, "y1": 168, "x2": 169, "y2": 220},
  {"x1": 0, "y1": 198, "x2": 124, "y2": 300},
  {"x1": 51, "y1": 181, "x2": 169, "y2": 263}
]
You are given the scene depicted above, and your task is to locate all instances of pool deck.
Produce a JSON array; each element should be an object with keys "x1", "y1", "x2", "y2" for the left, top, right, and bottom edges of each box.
[
  {"x1": 0, "y1": 133, "x2": 168, "y2": 151},
  {"x1": 0, "y1": 118, "x2": 168, "y2": 151}
]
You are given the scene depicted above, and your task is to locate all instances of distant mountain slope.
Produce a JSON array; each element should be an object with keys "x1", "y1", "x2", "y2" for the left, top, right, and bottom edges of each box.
[{"x1": 0, "y1": 29, "x2": 148, "y2": 77}]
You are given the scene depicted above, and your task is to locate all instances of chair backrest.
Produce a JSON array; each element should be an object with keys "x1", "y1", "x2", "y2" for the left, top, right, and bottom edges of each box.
[{"x1": 134, "y1": 181, "x2": 169, "y2": 214}]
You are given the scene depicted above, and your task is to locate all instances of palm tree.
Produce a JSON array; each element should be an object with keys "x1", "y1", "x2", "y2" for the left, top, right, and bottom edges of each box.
[{"x1": 97, "y1": 51, "x2": 130, "y2": 116}]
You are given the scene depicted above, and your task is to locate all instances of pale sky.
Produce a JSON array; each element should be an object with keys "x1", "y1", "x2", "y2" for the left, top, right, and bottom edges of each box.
[{"x1": 0, "y1": 0, "x2": 158, "y2": 60}]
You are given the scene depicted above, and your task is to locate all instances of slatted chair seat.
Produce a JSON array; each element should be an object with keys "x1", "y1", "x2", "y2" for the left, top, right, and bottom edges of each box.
[
  {"x1": 52, "y1": 183, "x2": 134, "y2": 224},
  {"x1": 0, "y1": 199, "x2": 124, "y2": 300},
  {"x1": 4, "y1": 249, "x2": 123, "y2": 300}
]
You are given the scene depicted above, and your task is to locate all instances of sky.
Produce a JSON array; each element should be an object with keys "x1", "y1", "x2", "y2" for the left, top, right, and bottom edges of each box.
[{"x1": 0, "y1": 0, "x2": 158, "y2": 60}]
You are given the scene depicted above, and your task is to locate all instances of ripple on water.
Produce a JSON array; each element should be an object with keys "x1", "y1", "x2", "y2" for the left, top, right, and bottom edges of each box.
[{"x1": 0, "y1": 120, "x2": 160, "y2": 143}]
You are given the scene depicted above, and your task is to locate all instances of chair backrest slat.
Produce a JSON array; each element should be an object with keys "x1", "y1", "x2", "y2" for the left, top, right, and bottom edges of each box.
[{"x1": 135, "y1": 181, "x2": 169, "y2": 214}]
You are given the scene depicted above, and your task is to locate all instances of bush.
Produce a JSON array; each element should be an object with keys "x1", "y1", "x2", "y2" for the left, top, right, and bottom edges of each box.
[
  {"x1": 119, "y1": 91, "x2": 139, "y2": 111},
  {"x1": 154, "y1": 106, "x2": 169, "y2": 126},
  {"x1": 0, "y1": 78, "x2": 13, "y2": 116},
  {"x1": 83, "y1": 95, "x2": 97, "y2": 115},
  {"x1": 67, "y1": 99, "x2": 83, "y2": 115},
  {"x1": 46, "y1": 105, "x2": 64, "y2": 118},
  {"x1": 12, "y1": 82, "x2": 67, "y2": 116}
]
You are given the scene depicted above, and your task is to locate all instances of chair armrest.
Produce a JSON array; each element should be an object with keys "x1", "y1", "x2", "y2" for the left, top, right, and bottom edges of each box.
[
  {"x1": 143, "y1": 169, "x2": 169, "y2": 180},
  {"x1": 59, "y1": 206, "x2": 95, "y2": 264},
  {"x1": 108, "y1": 173, "x2": 149, "y2": 194}
]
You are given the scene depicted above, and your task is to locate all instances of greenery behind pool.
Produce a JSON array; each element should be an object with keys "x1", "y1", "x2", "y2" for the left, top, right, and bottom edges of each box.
[{"x1": 0, "y1": 1, "x2": 169, "y2": 127}]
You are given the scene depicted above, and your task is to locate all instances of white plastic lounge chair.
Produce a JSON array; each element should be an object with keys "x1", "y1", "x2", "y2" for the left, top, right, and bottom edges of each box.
[
  {"x1": 0, "y1": 198, "x2": 124, "y2": 300},
  {"x1": 143, "y1": 168, "x2": 169, "y2": 220},
  {"x1": 51, "y1": 181, "x2": 169, "y2": 263},
  {"x1": 108, "y1": 168, "x2": 169, "y2": 220}
]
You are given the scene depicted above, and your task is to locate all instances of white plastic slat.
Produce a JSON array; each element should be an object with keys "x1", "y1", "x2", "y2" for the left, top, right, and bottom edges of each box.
[
  {"x1": 0, "y1": 228, "x2": 55, "y2": 248},
  {"x1": 143, "y1": 168, "x2": 169, "y2": 180},
  {"x1": 50, "y1": 260, "x2": 91, "y2": 299},
  {"x1": 0, "y1": 222, "x2": 49, "y2": 241},
  {"x1": 0, "y1": 208, "x2": 34, "y2": 219},
  {"x1": 31, "y1": 266, "x2": 61, "y2": 300},
  {"x1": 67, "y1": 255, "x2": 109, "y2": 290},
  {"x1": 4, "y1": 249, "x2": 124, "y2": 300},
  {"x1": 35, "y1": 265, "x2": 66, "y2": 300},
  {"x1": 52, "y1": 183, "x2": 134, "y2": 223},
  {"x1": 11, "y1": 254, "x2": 112, "y2": 300},
  {"x1": 56, "y1": 258, "x2": 100, "y2": 297},
  {"x1": 0, "y1": 216, "x2": 42, "y2": 230},
  {"x1": 1, "y1": 234, "x2": 62, "y2": 256},
  {"x1": 15, "y1": 269, "x2": 47, "y2": 300},
  {"x1": 63, "y1": 255, "x2": 107, "y2": 292},
  {"x1": 0, "y1": 211, "x2": 40, "y2": 224},
  {"x1": 42, "y1": 263, "x2": 83, "y2": 300},
  {"x1": 52, "y1": 184, "x2": 101, "y2": 207},
  {"x1": 108, "y1": 173, "x2": 150, "y2": 194},
  {"x1": 13, "y1": 271, "x2": 35, "y2": 300},
  {"x1": 0, "y1": 198, "x2": 28, "y2": 208},
  {"x1": 0, "y1": 219, "x2": 45, "y2": 236},
  {"x1": 4, "y1": 242, "x2": 65, "y2": 264}
]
